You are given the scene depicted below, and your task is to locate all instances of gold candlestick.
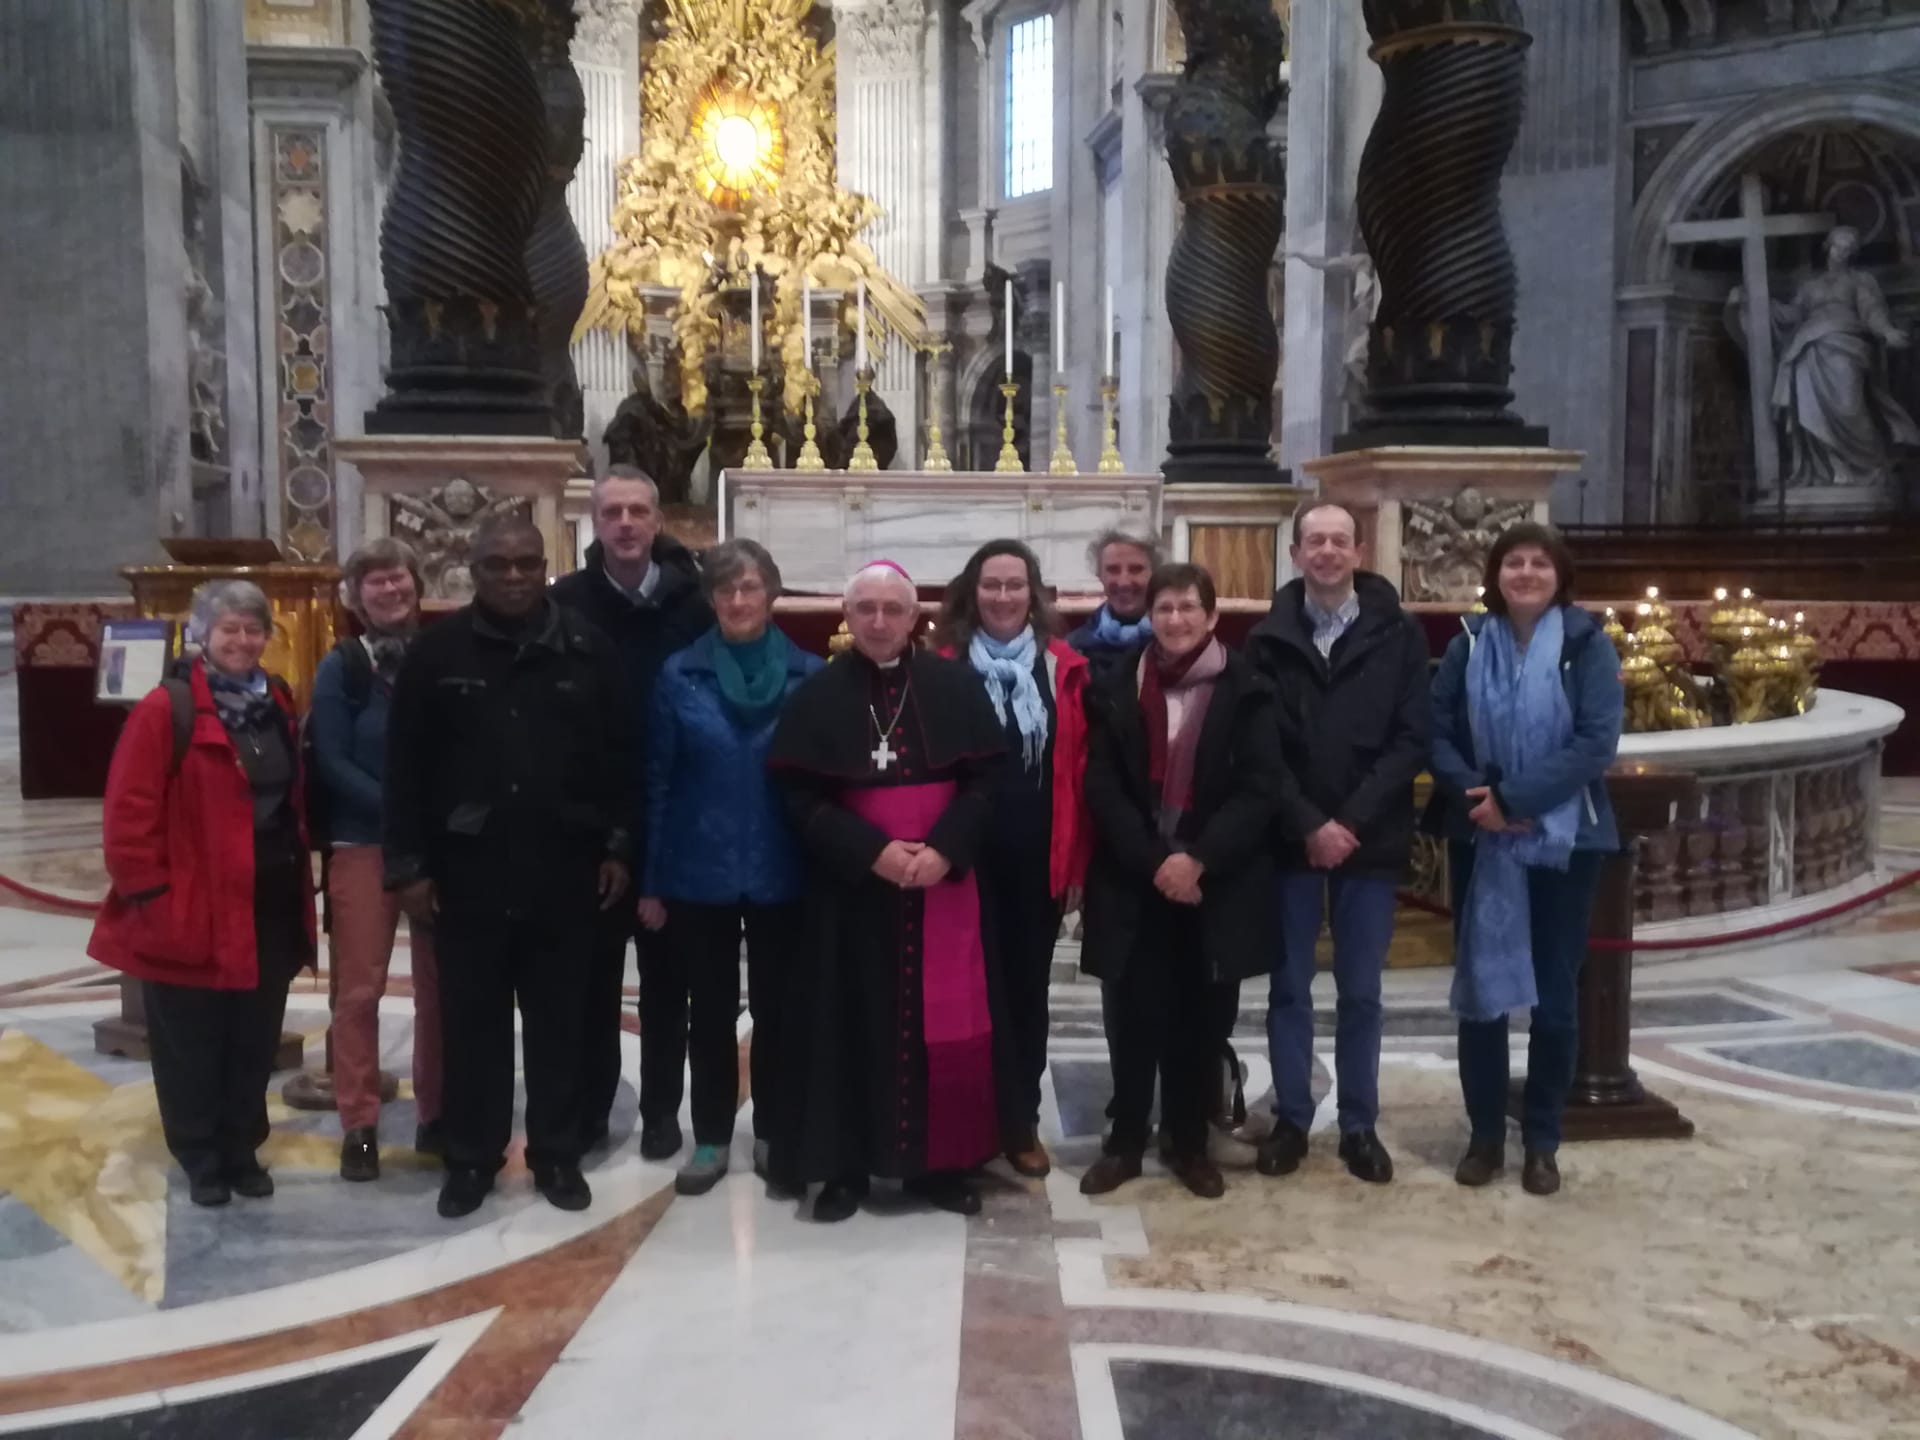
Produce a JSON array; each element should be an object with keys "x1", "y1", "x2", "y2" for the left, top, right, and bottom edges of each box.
[
  {"x1": 1047, "y1": 382, "x2": 1078, "y2": 474},
  {"x1": 1097, "y1": 374, "x2": 1123, "y2": 473},
  {"x1": 923, "y1": 340, "x2": 953, "y2": 472},
  {"x1": 848, "y1": 366, "x2": 878, "y2": 473},
  {"x1": 742, "y1": 375, "x2": 773, "y2": 468},
  {"x1": 794, "y1": 370, "x2": 826, "y2": 473},
  {"x1": 994, "y1": 378, "x2": 1024, "y2": 473}
]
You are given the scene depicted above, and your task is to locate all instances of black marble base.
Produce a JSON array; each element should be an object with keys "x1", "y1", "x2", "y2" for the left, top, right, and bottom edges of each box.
[
  {"x1": 1112, "y1": 1358, "x2": 1502, "y2": 1439},
  {"x1": 1332, "y1": 421, "x2": 1551, "y2": 451},
  {"x1": 1159, "y1": 454, "x2": 1287, "y2": 486}
]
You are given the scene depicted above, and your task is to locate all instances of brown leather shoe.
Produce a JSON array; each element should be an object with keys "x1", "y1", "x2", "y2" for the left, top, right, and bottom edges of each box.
[
  {"x1": 1521, "y1": 1149, "x2": 1561, "y2": 1196},
  {"x1": 1079, "y1": 1151, "x2": 1143, "y2": 1196},
  {"x1": 1006, "y1": 1141, "x2": 1051, "y2": 1178},
  {"x1": 1454, "y1": 1139, "x2": 1505, "y2": 1188},
  {"x1": 1165, "y1": 1152, "x2": 1226, "y2": 1200}
]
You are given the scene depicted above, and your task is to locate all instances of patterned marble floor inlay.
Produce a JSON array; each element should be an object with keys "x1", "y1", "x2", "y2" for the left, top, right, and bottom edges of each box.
[
  {"x1": 1106, "y1": 1357, "x2": 1509, "y2": 1440},
  {"x1": 1699, "y1": 1034, "x2": 1920, "y2": 1095}
]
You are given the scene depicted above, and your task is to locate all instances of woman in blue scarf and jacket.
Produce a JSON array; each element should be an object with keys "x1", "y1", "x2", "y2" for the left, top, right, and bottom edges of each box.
[
  {"x1": 637, "y1": 539, "x2": 823, "y2": 1198},
  {"x1": 1428, "y1": 524, "x2": 1623, "y2": 1198}
]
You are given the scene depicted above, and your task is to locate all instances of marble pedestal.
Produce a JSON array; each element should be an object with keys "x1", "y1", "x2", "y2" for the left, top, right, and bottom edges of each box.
[
  {"x1": 720, "y1": 469, "x2": 1163, "y2": 593},
  {"x1": 1300, "y1": 446, "x2": 1582, "y2": 604},
  {"x1": 338, "y1": 436, "x2": 587, "y2": 598},
  {"x1": 1164, "y1": 482, "x2": 1315, "y2": 600}
]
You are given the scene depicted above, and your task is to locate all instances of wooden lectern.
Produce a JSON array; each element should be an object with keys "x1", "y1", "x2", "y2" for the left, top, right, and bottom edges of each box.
[
  {"x1": 94, "y1": 538, "x2": 333, "y2": 1069},
  {"x1": 1510, "y1": 762, "x2": 1700, "y2": 1141}
]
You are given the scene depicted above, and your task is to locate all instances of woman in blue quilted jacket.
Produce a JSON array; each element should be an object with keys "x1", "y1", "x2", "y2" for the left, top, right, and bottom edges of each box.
[{"x1": 637, "y1": 539, "x2": 824, "y2": 1198}]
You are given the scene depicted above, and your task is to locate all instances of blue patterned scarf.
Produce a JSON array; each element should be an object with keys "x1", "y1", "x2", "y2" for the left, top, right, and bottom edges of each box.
[
  {"x1": 1451, "y1": 609, "x2": 1581, "y2": 1022},
  {"x1": 968, "y1": 626, "x2": 1049, "y2": 770},
  {"x1": 1085, "y1": 605, "x2": 1151, "y2": 651}
]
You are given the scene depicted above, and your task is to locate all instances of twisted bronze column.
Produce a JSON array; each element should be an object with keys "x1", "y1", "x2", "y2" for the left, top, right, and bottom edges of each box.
[
  {"x1": 521, "y1": 0, "x2": 590, "y2": 440},
  {"x1": 367, "y1": 0, "x2": 551, "y2": 434},
  {"x1": 1161, "y1": 0, "x2": 1288, "y2": 484},
  {"x1": 1347, "y1": 0, "x2": 1544, "y2": 446}
]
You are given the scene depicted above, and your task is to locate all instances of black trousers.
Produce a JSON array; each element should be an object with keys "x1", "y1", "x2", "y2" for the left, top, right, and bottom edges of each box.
[
  {"x1": 1100, "y1": 976, "x2": 1242, "y2": 1129},
  {"x1": 650, "y1": 901, "x2": 797, "y2": 1146},
  {"x1": 145, "y1": 856, "x2": 306, "y2": 1185},
  {"x1": 582, "y1": 903, "x2": 638, "y2": 1135},
  {"x1": 980, "y1": 851, "x2": 1059, "y2": 1144},
  {"x1": 1105, "y1": 898, "x2": 1213, "y2": 1160},
  {"x1": 437, "y1": 896, "x2": 593, "y2": 1175}
]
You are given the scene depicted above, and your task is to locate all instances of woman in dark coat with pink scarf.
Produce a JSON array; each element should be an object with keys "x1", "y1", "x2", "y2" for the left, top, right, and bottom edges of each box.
[{"x1": 1076, "y1": 564, "x2": 1283, "y2": 1202}]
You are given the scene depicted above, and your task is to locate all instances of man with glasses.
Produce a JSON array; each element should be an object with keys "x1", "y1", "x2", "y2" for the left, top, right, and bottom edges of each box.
[
  {"x1": 386, "y1": 516, "x2": 633, "y2": 1219},
  {"x1": 767, "y1": 561, "x2": 1007, "y2": 1222},
  {"x1": 551, "y1": 466, "x2": 712, "y2": 1162}
]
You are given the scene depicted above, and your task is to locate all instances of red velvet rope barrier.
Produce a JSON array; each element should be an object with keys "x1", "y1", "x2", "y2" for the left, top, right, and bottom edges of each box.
[
  {"x1": 0, "y1": 872, "x2": 101, "y2": 916},
  {"x1": 1399, "y1": 866, "x2": 1920, "y2": 953}
]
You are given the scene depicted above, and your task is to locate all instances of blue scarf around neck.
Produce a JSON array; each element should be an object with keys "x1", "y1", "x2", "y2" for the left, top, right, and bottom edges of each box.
[
  {"x1": 1085, "y1": 605, "x2": 1151, "y2": 650},
  {"x1": 967, "y1": 626, "x2": 1049, "y2": 771},
  {"x1": 1451, "y1": 608, "x2": 1582, "y2": 1022}
]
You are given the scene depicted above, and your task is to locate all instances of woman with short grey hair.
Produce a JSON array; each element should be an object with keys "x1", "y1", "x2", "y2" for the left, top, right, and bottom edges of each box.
[
  {"x1": 90, "y1": 579, "x2": 316, "y2": 1207},
  {"x1": 311, "y1": 538, "x2": 443, "y2": 1183},
  {"x1": 638, "y1": 537, "x2": 823, "y2": 1197}
]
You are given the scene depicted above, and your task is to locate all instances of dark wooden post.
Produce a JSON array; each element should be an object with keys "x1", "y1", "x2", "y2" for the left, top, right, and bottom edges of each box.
[{"x1": 1513, "y1": 764, "x2": 1698, "y2": 1141}]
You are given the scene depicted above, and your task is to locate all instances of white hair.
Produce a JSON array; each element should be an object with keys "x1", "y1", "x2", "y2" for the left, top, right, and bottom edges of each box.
[
  {"x1": 185, "y1": 579, "x2": 273, "y2": 647},
  {"x1": 843, "y1": 564, "x2": 916, "y2": 604}
]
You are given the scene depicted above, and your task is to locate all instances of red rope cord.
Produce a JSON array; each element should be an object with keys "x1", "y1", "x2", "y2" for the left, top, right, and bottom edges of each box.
[
  {"x1": 0, "y1": 871, "x2": 103, "y2": 916},
  {"x1": 1399, "y1": 866, "x2": 1920, "y2": 953}
]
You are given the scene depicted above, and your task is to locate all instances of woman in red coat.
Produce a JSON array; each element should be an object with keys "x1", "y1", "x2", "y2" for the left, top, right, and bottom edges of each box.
[
  {"x1": 937, "y1": 540, "x2": 1091, "y2": 1178},
  {"x1": 90, "y1": 580, "x2": 317, "y2": 1208}
]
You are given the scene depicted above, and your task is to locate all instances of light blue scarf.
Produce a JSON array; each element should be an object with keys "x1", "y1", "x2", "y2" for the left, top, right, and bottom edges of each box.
[
  {"x1": 1451, "y1": 608, "x2": 1582, "y2": 1022},
  {"x1": 968, "y1": 626, "x2": 1049, "y2": 771},
  {"x1": 1085, "y1": 605, "x2": 1151, "y2": 650}
]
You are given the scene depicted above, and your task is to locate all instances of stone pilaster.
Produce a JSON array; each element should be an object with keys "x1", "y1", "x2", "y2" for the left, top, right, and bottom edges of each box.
[{"x1": 569, "y1": 0, "x2": 642, "y2": 465}]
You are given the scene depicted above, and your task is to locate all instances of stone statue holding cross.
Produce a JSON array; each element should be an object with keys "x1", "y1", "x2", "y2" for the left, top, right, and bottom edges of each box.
[{"x1": 1728, "y1": 225, "x2": 1918, "y2": 492}]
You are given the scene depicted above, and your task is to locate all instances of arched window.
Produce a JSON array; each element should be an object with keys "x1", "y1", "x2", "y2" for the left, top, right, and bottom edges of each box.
[{"x1": 1004, "y1": 15, "x2": 1053, "y2": 199}]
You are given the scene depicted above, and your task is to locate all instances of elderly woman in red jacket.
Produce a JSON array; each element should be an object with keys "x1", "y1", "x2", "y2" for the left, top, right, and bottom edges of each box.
[
  {"x1": 936, "y1": 539, "x2": 1091, "y2": 1178},
  {"x1": 90, "y1": 580, "x2": 317, "y2": 1208}
]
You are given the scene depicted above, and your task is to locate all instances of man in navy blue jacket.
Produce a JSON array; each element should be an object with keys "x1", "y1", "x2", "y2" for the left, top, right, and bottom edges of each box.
[{"x1": 550, "y1": 467, "x2": 713, "y2": 1159}]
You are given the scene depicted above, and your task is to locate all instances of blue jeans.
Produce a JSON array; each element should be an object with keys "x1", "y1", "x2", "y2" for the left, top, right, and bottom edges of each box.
[
  {"x1": 1450, "y1": 843, "x2": 1605, "y2": 1153},
  {"x1": 1268, "y1": 869, "x2": 1397, "y2": 1135}
]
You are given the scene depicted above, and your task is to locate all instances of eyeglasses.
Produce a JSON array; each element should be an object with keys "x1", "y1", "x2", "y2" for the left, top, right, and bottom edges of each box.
[
  {"x1": 715, "y1": 579, "x2": 768, "y2": 601},
  {"x1": 475, "y1": 555, "x2": 546, "y2": 576},
  {"x1": 978, "y1": 579, "x2": 1030, "y2": 598}
]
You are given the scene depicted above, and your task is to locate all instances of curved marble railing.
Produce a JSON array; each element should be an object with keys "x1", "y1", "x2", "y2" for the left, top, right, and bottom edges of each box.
[{"x1": 1620, "y1": 691, "x2": 1905, "y2": 924}]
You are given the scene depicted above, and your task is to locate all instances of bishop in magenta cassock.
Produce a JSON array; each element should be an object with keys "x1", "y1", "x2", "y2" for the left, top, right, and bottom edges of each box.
[{"x1": 768, "y1": 561, "x2": 1007, "y2": 1222}]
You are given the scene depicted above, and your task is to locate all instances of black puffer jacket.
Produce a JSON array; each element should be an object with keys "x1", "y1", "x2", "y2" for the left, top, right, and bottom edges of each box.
[{"x1": 1244, "y1": 571, "x2": 1430, "y2": 873}]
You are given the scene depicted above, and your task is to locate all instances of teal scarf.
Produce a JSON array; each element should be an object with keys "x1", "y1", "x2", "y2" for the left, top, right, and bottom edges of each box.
[{"x1": 712, "y1": 626, "x2": 792, "y2": 726}]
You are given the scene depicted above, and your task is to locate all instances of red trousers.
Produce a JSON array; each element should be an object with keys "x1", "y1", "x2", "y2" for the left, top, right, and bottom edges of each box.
[{"x1": 327, "y1": 846, "x2": 442, "y2": 1132}]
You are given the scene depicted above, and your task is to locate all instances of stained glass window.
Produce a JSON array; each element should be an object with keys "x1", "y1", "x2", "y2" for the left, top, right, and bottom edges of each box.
[{"x1": 1005, "y1": 15, "x2": 1053, "y2": 200}]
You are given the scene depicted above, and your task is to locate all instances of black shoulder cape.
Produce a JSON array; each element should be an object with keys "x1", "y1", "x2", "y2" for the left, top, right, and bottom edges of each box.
[{"x1": 769, "y1": 648, "x2": 1005, "y2": 780}]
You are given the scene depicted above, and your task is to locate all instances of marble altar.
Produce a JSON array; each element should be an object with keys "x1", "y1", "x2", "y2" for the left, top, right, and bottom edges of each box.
[{"x1": 719, "y1": 468, "x2": 1162, "y2": 593}]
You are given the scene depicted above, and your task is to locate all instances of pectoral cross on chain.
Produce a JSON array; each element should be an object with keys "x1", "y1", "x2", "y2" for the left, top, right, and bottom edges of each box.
[{"x1": 871, "y1": 735, "x2": 897, "y2": 772}]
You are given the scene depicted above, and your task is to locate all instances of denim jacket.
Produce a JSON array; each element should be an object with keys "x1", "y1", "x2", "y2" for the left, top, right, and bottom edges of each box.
[
  {"x1": 1426, "y1": 605, "x2": 1624, "y2": 853},
  {"x1": 642, "y1": 628, "x2": 824, "y2": 905}
]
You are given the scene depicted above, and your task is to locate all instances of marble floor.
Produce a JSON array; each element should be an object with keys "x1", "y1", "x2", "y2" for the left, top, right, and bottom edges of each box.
[{"x1": 0, "y1": 670, "x2": 1917, "y2": 1439}]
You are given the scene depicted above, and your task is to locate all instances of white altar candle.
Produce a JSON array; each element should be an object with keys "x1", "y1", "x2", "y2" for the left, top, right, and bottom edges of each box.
[
  {"x1": 1105, "y1": 286, "x2": 1115, "y2": 377},
  {"x1": 749, "y1": 268, "x2": 760, "y2": 369},
  {"x1": 1054, "y1": 281, "x2": 1065, "y2": 373},
  {"x1": 856, "y1": 279, "x2": 868, "y2": 371},
  {"x1": 1004, "y1": 279, "x2": 1014, "y2": 377},
  {"x1": 802, "y1": 276, "x2": 812, "y2": 359}
]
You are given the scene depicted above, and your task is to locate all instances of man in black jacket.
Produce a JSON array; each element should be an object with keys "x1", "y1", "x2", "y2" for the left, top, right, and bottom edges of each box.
[
  {"x1": 1245, "y1": 502, "x2": 1429, "y2": 1185},
  {"x1": 386, "y1": 516, "x2": 632, "y2": 1219},
  {"x1": 549, "y1": 466, "x2": 713, "y2": 1161}
]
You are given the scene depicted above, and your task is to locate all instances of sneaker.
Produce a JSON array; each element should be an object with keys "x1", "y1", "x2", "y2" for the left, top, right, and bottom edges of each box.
[
  {"x1": 639, "y1": 1119, "x2": 683, "y2": 1162},
  {"x1": 1454, "y1": 1139, "x2": 1505, "y2": 1188},
  {"x1": 674, "y1": 1144, "x2": 731, "y2": 1196},
  {"x1": 533, "y1": 1163, "x2": 593, "y2": 1212},
  {"x1": 227, "y1": 1161, "x2": 274, "y2": 1199},
  {"x1": 340, "y1": 1126, "x2": 380, "y2": 1183},
  {"x1": 1338, "y1": 1129, "x2": 1394, "y2": 1185},
  {"x1": 1255, "y1": 1123, "x2": 1309, "y2": 1177},
  {"x1": 437, "y1": 1167, "x2": 493, "y2": 1219}
]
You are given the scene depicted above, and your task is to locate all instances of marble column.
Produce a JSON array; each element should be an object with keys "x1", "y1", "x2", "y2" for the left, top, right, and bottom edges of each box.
[
  {"x1": 1116, "y1": 31, "x2": 1179, "y2": 474},
  {"x1": 0, "y1": 0, "x2": 256, "y2": 594},
  {"x1": 837, "y1": 0, "x2": 936, "y2": 461},
  {"x1": 568, "y1": 0, "x2": 642, "y2": 467},
  {"x1": 1279, "y1": 0, "x2": 1376, "y2": 470},
  {"x1": 248, "y1": 44, "x2": 383, "y2": 561}
]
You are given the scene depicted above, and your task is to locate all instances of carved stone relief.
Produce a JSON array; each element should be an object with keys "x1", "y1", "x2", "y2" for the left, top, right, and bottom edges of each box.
[
  {"x1": 1400, "y1": 488, "x2": 1532, "y2": 604},
  {"x1": 389, "y1": 477, "x2": 531, "y2": 602}
]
